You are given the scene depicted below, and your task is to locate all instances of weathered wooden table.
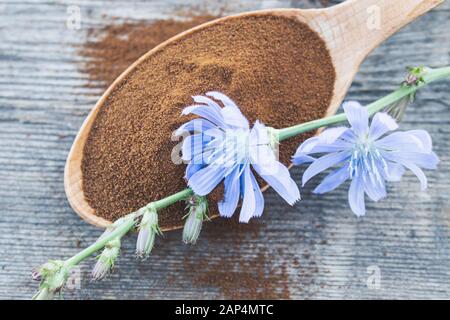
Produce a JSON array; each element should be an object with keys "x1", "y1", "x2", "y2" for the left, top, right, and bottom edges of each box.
[{"x1": 0, "y1": 0, "x2": 449, "y2": 300}]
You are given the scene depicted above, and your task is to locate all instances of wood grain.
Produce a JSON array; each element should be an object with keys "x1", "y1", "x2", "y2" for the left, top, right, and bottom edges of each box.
[
  {"x1": 65, "y1": 0, "x2": 443, "y2": 229},
  {"x1": 0, "y1": 0, "x2": 449, "y2": 299}
]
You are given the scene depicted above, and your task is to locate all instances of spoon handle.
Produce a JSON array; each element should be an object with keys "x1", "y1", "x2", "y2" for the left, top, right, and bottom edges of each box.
[{"x1": 326, "y1": 0, "x2": 444, "y2": 63}]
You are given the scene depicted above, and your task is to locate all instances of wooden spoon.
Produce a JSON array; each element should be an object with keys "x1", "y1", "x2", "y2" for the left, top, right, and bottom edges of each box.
[{"x1": 65, "y1": 0, "x2": 443, "y2": 229}]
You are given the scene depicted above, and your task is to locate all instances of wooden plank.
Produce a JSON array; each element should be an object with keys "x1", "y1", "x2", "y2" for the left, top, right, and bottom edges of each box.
[{"x1": 0, "y1": 0, "x2": 449, "y2": 299}]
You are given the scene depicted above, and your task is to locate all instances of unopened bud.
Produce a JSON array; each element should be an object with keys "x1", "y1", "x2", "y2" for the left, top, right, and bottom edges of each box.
[
  {"x1": 182, "y1": 196, "x2": 209, "y2": 245},
  {"x1": 384, "y1": 93, "x2": 415, "y2": 122},
  {"x1": 403, "y1": 66, "x2": 427, "y2": 87},
  {"x1": 92, "y1": 238, "x2": 121, "y2": 281},
  {"x1": 136, "y1": 204, "x2": 161, "y2": 259},
  {"x1": 31, "y1": 260, "x2": 70, "y2": 300}
]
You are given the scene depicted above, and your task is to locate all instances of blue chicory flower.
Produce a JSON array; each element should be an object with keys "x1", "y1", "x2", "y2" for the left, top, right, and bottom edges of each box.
[
  {"x1": 176, "y1": 91, "x2": 300, "y2": 223},
  {"x1": 292, "y1": 101, "x2": 439, "y2": 217}
]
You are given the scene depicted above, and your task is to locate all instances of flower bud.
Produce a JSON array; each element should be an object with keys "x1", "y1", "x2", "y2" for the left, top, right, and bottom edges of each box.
[
  {"x1": 31, "y1": 268, "x2": 42, "y2": 282},
  {"x1": 32, "y1": 260, "x2": 70, "y2": 300},
  {"x1": 92, "y1": 238, "x2": 121, "y2": 281},
  {"x1": 182, "y1": 196, "x2": 209, "y2": 245},
  {"x1": 136, "y1": 205, "x2": 161, "y2": 259},
  {"x1": 403, "y1": 66, "x2": 427, "y2": 87},
  {"x1": 384, "y1": 93, "x2": 414, "y2": 121},
  {"x1": 33, "y1": 286, "x2": 54, "y2": 300}
]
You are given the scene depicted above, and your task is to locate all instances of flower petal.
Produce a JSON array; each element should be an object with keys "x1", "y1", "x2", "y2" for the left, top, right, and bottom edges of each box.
[
  {"x1": 218, "y1": 167, "x2": 241, "y2": 218},
  {"x1": 253, "y1": 155, "x2": 300, "y2": 205},
  {"x1": 249, "y1": 142, "x2": 276, "y2": 170},
  {"x1": 186, "y1": 163, "x2": 203, "y2": 180},
  {"x1": 381, "y1": 152, "x2": 429, "y2": 190},
  {"x1": 182, "y1": 104, "x2": 226, "y2": 129},
  {"x1": 181, "y1": 134, "x2": 205, "y2": 161},
  {"x1": 374, "y1": 131, "x2": 426, "y2": 152},
  {"x1": 319, "y1": 127, "x2": 350, "y2": 143},
  {"x1": 339, "y1": 129, "x2": 357, "y2": 143},
  {"x1": 175, "y1": 118, "x2": 217, "y2": 136},
  {"x1": 407, "y1": 130, "x2": 433, "y2": 153},
  {"x1": 294, "y1": 139, "x2": 351, "y2": 158},
  {"x1": 313, "y1": 163, "x2": 350, "y2": 194},
  {"x1": 302, "y1": 151, "x2": 350, "y2": 186},
  {"x1": 250, "y1": 120, "x2": 269, "y2": 145},
  {"x1": 383, "y1": 150, "x2": 439, "y2": 170},
  {"x1": 297, "y1": 127, "x2": 350, "y2": 154},
  {"x1": 363, "y1": 171, "x2": 387, "y2": 202},
  {"x1": 369, "y1": 112, "x2": 398, "y2": 140},
  {"x1": 192, "y1": 95, "x2": 222, "y2": 114},
  {"x1": 248, "y1": 129, "x2": 299, "y2": 205},
  {"x1": 348, "y1": 174, "x2": 366, "y2": 217},
  {"x1": 222, "y1": 106, "x2": 249, "y2": 129},
  {"x1": 292, "y1": 154, "x2": 316, "y2": 166},
  {"x1": 343, "y1": 101, "x2": 369, "y2": 136},
  {"x1": 206, "y1": 91, "x2": 249, "y2": 128},
  {"x1": 403, "y1": 162, "x2": 428, "y2": 190},
  {"x1": 250, "y1": 170, "x2": 264, "y2": 218},
  {"x1": 206, "y1": 91, "x2": 238, "y2": 109},
  {"x1": 188, "y1": 165, "x2": 226, "y2": 196},
  {"x1": 239, "y1": 165, "x2": 256, "y2": 223},
  {"x1": 295, "y1": 136, "x2": 319, "y2": 154},
  {"x1": 383, "y1": 161, "x2": 405, "y2": 182}
]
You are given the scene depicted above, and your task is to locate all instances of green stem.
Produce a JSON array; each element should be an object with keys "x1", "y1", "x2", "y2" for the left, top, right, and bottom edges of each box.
[
  {"x1": 65, "y1": 188, "x2": 193, "y2": 267},
  {"x1": 153, "y1": 188, "x2": 193, "y2": 210},
  {"x1": 36, "y1": 65, "x2": 450, "y2": 298},
  {"x1": 65, "y1": 215, "x2": 135, "y2": 267},
  {"x1": 278, "y1": 66, "x2": 450, "y2": 141}
]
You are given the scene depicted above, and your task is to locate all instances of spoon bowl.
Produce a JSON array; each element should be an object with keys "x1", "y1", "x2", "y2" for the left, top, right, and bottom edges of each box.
[{"x1": 65, "y1": 0, "x2": 443, "y2": 229}]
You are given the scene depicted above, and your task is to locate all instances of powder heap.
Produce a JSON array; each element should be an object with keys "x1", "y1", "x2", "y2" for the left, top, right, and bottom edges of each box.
[
  {"x1": 79, "y1": 13, "x2": 332, "y2": 300},
  {"x1": 182, "y1": 217, "x2": 291, "y2": 299},
  {"x1": 81, "y1": 15, "x2": 218, "y2": 88},
  {"x1": 81, "y1": 14, "x2": 335, "y2": 229}
]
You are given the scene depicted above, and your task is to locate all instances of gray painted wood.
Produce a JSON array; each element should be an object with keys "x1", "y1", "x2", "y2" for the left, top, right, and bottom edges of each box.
[{"x1": 0, "y1": 0, "x2": 449, "y2": 300}]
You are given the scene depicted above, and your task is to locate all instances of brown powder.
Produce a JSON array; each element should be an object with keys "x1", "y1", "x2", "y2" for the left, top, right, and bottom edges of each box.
[
  {"x1": 81, "y1": 14, "x2": 335, "y2": 229},
  {"x1": 183, "y1": 217, "x2": 290, "y2": 299},
  {"x1": 81, "y1": 15, "x2": 219, "y2": 89},
  {"x1": 79, "y1": 13, "x2": 329, "y2": 300}
]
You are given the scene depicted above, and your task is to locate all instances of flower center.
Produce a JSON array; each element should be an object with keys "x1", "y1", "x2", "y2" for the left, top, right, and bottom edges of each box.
[
  {"x1": 219, "y1": 128, "x2": 251, "y2": 166},
  {"x1": 349, "y1": 138, "x2": 386, "y2": 183}
]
